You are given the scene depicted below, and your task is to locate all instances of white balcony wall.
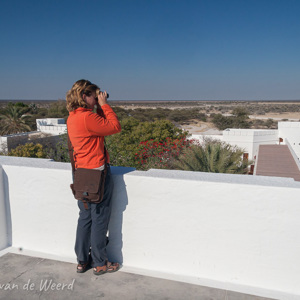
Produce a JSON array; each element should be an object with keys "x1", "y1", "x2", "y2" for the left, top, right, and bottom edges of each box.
[
  {"x1": 0, "y1": 165, "x2": 10, "y2": 250},
  {"x1": 0, "y1": 132, "x2": 36, "y2": 153},
  {"x1": 252, "y1": 130, "x2": 279, "y2": 159},
  {"x1": 190, "y1": 134, "x2": 223, "y2": 143},
  {"x1": 37, "y1": 125, "x2": 67, "y2": 135},
  {"x1": 0, "y1": 156, "x2": 300, "y2": 300},
  {"x1": 278, "y1": 122, "x2": 300, "y2": 160}
]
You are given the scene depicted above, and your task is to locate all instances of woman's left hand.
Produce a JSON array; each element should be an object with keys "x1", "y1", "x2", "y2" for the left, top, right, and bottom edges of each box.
[{"x1": 97, "y1": 91, "x2": 108, "y2": 106}]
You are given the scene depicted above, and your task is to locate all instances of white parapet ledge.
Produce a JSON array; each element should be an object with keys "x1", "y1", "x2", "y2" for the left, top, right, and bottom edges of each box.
[
  {"x1": 278, "y1": 121, "x2": 300, "y2": 128},
  {"x1": 1, "y1": 155, "x2": 300, "y2": 189},
  {"x1": 223, "y1": 129, "x2": 278, "y2": 136},
  {"x1": 0, "y1": 156, "x2": 69, "y2": 170},
  {"x1": 1, "y1": 155, "x2": 300, "y2": 299},
  {"x1": 131, "y1": 168, "x2": 300, "y2": 188}
]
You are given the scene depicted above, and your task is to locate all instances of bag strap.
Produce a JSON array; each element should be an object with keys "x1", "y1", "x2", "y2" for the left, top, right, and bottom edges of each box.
[
  {"x1": 82, "y1": 199, "x2": 89, "y2": 210},
  {"x1": 67, "y1": 133, "x2": 76, "y2": 175}
]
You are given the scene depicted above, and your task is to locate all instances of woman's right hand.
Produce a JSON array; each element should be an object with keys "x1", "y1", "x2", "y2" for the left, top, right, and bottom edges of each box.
[{"x1": 97, "y1": 91, "x2": 108, "y2": 106}]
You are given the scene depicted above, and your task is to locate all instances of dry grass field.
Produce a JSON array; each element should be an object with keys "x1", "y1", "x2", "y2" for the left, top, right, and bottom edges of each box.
[
  {"x1": 111, "y1": 100, "x2": 300, "y2": 134},
  {"x1": 112, "y1": 100, "x2": 300, "y2": 115}
]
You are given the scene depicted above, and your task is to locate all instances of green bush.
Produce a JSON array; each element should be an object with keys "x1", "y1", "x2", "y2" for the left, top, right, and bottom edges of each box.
[
  {"x1": 106, "y1": 118, "x2": 188, "y2": 168},
  {"x1": 8, "y1": 143, "x2": 47, "y2": 158}
]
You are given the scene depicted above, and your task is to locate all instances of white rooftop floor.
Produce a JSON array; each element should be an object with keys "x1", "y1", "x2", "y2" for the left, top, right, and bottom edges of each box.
[{"x1": 0, "y1": 252, "x2": 276, "y2": 300}]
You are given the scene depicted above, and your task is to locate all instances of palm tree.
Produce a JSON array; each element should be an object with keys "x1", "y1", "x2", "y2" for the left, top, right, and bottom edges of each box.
[
  {"x1": 0, "y1": 105, "x2": 32, "y2": 135},
  {"x1": 29, "y1": 103, "x2": 38, "y2": 113},
  {"x1": 174, "y1": 140, "x2": 250, "y2": 174}
]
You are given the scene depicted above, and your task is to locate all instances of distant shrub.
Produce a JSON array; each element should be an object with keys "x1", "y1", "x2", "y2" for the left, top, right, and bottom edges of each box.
[
  {"x1": 211, "y1": 114, "x2": 234, "y2": 130},
  {"x1": 232, "y1": 107, "x2": 249, "y2": 117},
  {"x1": 47, "y1": 100, "x2": 68, "y2": 118},
  {"x1": 112, "y1": 107, "x2": 207, "y2": 123},
  {"x1": 265, "y1": 118, "x2": 276, "y2": 129},
  {"x1": 211, "y1": 107, "x2": 250, "y2": 130}
]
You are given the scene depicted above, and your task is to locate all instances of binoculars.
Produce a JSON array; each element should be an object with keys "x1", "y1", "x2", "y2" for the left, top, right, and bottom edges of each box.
[{"x1": 97, "y1": 89, "x2": 109, "y2": 99}]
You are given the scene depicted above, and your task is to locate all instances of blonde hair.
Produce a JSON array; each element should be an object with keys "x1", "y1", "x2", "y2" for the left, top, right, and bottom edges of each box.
[{"x1": 66, "y1": 79, "x2": 100, "y2": 112}]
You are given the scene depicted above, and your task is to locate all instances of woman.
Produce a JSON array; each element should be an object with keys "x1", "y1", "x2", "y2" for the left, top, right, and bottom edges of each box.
[{"x1": 66, "y1": 79, "x2": 121, "y2": 275}]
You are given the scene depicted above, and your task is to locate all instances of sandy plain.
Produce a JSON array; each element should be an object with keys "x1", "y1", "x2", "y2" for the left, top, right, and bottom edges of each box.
[
  {"x1": 113, "y1": 100, "x2": 300, "y2": 134},
  {"x1": 179, "y1": 113, "x2": 300, "y2": 134}
]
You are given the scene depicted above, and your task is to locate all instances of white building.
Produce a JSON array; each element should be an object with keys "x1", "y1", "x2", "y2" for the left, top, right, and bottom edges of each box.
[
  {"x1": 192, "y1": 121, "x2": 300, "y2": 161},
  {"x1": 36, "y1": 118, "x2": 67, "y2": 135},
  {"x1": 190, "y1": 122, "x2": 300, "y2": 181},
  {"x1": 278, "y1": 121, "x2": 300, "y2": 159},
  {"x1": 222, "y1": 129, "x2": 279, "y2": 160},
  {"x1": 0, "y1": 118, "x2": 67, "y2": 153}
]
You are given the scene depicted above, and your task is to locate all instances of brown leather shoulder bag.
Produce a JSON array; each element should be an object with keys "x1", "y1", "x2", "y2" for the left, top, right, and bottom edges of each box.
[{"x1": 68, "y1": 133, "x2": 107, "y2": 209}]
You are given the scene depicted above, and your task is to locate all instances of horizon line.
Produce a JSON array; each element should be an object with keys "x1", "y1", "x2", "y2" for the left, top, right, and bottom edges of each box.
[{"x1": 1, "y1": 99, "x2": 300, "y2": 102}]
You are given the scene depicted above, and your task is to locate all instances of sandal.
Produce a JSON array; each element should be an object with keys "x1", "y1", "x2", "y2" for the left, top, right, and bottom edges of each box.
[
  {"x1": 93, "y1": 261, "x2": 120, "y2": 276},
  {"x1": 93, "y1": 265, "x2": 107, "y2": 276},
  {"x1": 106, "y1": 261, "x2": 120, "y2": 273},
  {"x1": 77, "y1": 262, "x2": 90, "y2": 273}
]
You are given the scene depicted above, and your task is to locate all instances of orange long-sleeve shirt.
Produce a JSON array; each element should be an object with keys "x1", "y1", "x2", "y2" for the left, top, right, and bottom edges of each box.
[{"x1": 67, "y1": 104, "x2": 121, "y2": 169}]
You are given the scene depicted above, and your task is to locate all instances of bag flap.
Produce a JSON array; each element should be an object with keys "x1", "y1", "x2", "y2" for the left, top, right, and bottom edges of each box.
[{"x1": 73, "y1": 168, "x2": 102, "y2": 194}]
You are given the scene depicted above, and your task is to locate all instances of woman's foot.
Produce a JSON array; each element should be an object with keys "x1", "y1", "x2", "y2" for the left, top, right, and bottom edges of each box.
[
  {"x1": 77, "y1": 262, "x2": 90, "y2": 273},
  {"x1": 93, "y1": 262, "x2": 120, "y2": 275}
]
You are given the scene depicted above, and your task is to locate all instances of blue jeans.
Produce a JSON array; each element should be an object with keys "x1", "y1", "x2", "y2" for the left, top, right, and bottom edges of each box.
[{"x1": 74, "y1": 166, "x2": 113, "y2": 267}]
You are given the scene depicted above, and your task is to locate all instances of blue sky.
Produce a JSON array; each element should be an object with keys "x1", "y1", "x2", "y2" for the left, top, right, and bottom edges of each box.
[{"x1": 0, "y1": 0, "x2": 299, "y2": 101}]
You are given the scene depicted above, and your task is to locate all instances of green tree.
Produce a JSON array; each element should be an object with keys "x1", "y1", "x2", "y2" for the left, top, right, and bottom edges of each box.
[
  {"x1": 0, "y1": 104, "x2": 32, "y2": 135},
  {"x1": 28, "y1": 103, "x2": 38, "y2": 114},
  {"x1": 106, "y1": 118, "x2": 188, "y2": 167},
  {"x1": 232, "y1": 107, "x2": 249, "y2": 118},
  {"x1": 174, "y1": 140, "x2": 250, "y2": 174}
]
